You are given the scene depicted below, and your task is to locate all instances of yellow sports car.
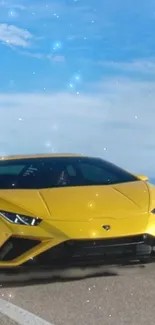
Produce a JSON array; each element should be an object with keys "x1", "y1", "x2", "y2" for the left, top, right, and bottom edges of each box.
[{"x1": 0, "y1": 153, "x2": 154, "y2": 270}]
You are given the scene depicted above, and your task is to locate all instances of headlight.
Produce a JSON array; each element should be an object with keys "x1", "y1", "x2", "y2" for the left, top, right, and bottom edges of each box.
[{"x1": 0, "y1": 211, "x2": 42, "y2": 226}]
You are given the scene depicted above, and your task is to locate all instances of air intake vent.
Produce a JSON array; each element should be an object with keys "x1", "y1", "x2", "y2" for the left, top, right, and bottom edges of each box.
[{"x1": 0, "y1": 237, "x2": 40, "y2": 261}]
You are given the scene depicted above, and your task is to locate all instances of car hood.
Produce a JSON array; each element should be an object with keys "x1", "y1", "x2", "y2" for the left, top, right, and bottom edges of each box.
[{"x1": 0, "y1": 180, "x2": 150, "y2": 222}]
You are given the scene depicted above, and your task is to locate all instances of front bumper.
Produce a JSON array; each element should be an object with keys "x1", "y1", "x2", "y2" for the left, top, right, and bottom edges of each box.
[
  {"x1": 31, "y1": 234, "x2": 155, "y2": 267},
  {"x1": 1, "y1": 234, "x2": 155, "y2": 270}
]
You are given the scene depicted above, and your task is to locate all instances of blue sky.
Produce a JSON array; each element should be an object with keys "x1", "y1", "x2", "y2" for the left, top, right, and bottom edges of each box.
[{"x1": 0, "y1": 0, "x2": 155, "y2": 177}]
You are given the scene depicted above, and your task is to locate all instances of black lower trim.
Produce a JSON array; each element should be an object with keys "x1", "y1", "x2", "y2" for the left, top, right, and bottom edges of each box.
[
  {"x1": 26, "y1": 234, "x2": 155, "y2": 267},
  {"x1": 1, "y1": 234, "x2": 155, "y2": 267}
]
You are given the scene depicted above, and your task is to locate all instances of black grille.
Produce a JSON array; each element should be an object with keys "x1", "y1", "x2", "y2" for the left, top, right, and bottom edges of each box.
[
  {"x1": 0, "y1": 237, "x2": 40, "y2": 261},
  {"x1": 33, "y1": 234, "x2": 155, "y2": 267},
  {"x1": 68, "y1": 235, "x2": 146, "y2": 248},
  {"x1": 64, "y1": 236, "x2": 145, "y2": 259}
]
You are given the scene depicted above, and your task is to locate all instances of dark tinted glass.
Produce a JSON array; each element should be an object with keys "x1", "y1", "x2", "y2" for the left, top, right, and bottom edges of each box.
[{"x1": 0, "y1": 157, "x2": 137, "y2": 189}]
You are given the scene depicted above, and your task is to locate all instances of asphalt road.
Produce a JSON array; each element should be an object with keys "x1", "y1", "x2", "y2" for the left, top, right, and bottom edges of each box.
[{"x1": 1, "y1": 263, "x2": 155, "y2": 325}]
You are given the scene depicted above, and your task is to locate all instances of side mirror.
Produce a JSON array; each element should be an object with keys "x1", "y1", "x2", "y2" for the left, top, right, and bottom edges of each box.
[{"x1": 136, "y1": 174, "x2": 148, "y2": 181}]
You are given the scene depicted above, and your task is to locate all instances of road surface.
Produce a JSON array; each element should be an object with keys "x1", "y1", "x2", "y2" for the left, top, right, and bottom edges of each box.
[{"x1": 0, "y1": 263, "x2": 155, "y2": 325}]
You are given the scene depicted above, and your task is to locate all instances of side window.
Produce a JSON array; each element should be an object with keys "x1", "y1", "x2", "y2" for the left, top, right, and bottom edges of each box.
[
  {"x1": 66, "y1": 165, "x2": 76, "y2": 176},
  {"x1": 0, "y1": 165, "x2": 25, "y2": 175},
  {"x1": 79, "y1": 163, "x2": 118, "y2": 184},
  {"x1": 23, "y1": 165, "x2": 39, "y2": 177}
]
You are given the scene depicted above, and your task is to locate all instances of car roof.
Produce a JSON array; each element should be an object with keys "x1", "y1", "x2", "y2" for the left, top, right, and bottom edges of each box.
[{"x1": 0, "y1": 153, "x2": 87, "y2": 161}]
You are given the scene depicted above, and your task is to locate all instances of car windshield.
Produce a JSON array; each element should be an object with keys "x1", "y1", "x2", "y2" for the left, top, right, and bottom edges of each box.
[{"x1": 0, "y1": 157, "x2": 137, "y2": 189}]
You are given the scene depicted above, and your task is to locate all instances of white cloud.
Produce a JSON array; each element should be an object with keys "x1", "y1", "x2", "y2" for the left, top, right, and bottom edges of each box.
[
  {"x1": 100, "y1": 59, "x2": 155, "y2": 75},
  {"x1": 18, "y1": 51, "x2": 44, "y2": 59},
  {"x1": 46, "y1": 54, "x2": 65, "y2": 62},
  {"x1": 19, "y1": 51, "x2": 66, "y2": 62},
  {"x1": 0, "y1": 78, "x2": 155, "y2": 176},
  {"x1": 0, "y1": 24, "x2": 33, "y2": 47},
  {"x1": 0, "y1": 1, "x2": 26, "y2": 10}
]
